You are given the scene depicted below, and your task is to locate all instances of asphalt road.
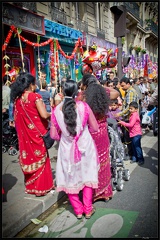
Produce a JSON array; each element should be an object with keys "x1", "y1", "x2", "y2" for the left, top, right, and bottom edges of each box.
[{"x1": 15, "y1": 131, "x2": 158, "y2": 238}]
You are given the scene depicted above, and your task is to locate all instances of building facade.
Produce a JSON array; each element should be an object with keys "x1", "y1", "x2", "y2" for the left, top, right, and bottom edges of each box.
[{"x1": 2, "y1": 2, "x2": 158, "y2": 81}]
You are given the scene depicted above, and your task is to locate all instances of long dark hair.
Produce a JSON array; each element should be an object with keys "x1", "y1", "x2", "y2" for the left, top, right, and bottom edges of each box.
[
  {"x1": 10, "y1": 72, "x2": 36, "y2": 102},
  {"x1": 62, "y1": 80, "x2": 78, "y2": 137},
  {"x1": 81, "y1": 74, "x2": 110, "y2": 118}
]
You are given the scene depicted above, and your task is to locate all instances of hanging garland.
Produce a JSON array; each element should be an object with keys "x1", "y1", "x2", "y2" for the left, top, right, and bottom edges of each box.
[
  {"x1": 56, "y1": 38, "x2": 83, "y2": 59},
  {"x1": 50, "y1": 40, "x2": 55, "y2": 80},
  {"x1": 2, "y1": 25, "x2": 16, "y2": 51},
  {"x1": 2, "y1": 25, "x2": 84, "y2": 61},
  {"x1": 3, "y1": 54, "x2": 11, "y2": 83}
]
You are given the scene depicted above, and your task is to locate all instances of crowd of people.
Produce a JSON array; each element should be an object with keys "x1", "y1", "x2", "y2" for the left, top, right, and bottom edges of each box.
[{"x1": 2, "y1": 69, "x2": 158, "y2": 219}]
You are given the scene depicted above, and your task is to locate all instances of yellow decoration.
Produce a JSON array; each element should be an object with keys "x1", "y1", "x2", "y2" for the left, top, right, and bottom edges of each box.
[
  {"x1": 4, "y1": 63, "x2": 11, "y2": 68},
  {"x1": 3, "y1": 55, "x2": 10, "y2": 60}
]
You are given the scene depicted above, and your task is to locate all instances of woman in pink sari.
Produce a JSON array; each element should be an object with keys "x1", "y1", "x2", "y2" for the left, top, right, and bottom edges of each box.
[
  {"x1": 50, "y1": 80, "x2": 99, "y2": 219},
  {"x1": 79, "y1": 73, "x2": 119, "y2": 202},
  {"x1": 10, "y1": 72, "x2": 54, "y2": 196}
]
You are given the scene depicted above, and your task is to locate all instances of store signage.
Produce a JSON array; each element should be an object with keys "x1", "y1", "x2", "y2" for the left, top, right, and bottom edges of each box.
[
  {"x1": 44, "y1": 19, "x2": 83, "y2": 40},
  {"x1": 2, "y1": 2, "x2": 45, "y2": 35},
  {"x1": 85, "y1": 33, "x2": 117, "y2": 51}
]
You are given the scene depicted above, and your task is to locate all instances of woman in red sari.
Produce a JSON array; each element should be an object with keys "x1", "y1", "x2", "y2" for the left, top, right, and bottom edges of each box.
[
  {"x1": 77, "y1": 73, "x2": 119, "y2": 202},
  {"x1": 10, "y1": 72, "x2": 54, "y2": 196}
]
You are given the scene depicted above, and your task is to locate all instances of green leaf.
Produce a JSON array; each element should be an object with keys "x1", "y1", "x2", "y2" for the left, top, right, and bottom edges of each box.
[
  {"x1": 30, "y1": 218, "x2": 42, "y2": 225},
  {"x1": 17, "y1": 28, "x2": 22, "y2": 34},
  {"x1": 37, "y1": 35, "x2": 40, "y2": 43}
]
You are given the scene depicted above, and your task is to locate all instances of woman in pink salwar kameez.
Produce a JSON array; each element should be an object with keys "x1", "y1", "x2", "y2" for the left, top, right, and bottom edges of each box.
[{"x1": 50, "y1": 80, "x2": 99, "y2": 219}]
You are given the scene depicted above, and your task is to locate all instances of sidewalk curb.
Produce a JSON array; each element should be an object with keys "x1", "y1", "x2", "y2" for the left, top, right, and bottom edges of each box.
[{"x1": 2, "y1": 133, "x2": 154, "y2": 237}]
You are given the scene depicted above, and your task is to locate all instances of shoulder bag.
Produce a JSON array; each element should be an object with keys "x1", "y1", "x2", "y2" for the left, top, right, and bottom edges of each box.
[{"x1": 21, "y1": 100, "x2": 54, "y2": 149}]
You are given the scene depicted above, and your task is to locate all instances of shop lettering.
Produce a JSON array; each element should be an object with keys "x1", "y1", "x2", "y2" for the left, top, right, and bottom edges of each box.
[{"x1": 44, "y1": 20, "x2": 83, "y2": 39}]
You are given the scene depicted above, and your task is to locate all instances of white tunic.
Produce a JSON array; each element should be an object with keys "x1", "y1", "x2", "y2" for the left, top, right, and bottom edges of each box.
[{"x1": 51, "y1": 101, "x2": 99, "y2": 194}]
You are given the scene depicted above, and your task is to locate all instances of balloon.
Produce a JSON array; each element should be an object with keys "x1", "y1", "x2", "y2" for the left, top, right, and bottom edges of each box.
[{"x1": 81, "y1": 43, "x2": 117, "y2": 74}]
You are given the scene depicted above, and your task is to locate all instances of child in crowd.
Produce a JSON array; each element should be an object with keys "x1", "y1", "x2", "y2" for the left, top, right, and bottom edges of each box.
[
  {"x1": 118, "y1": 101, "x2": 145, "y2": 165},
  {"x1": 107, "y1": 99, "x2": 123, "y2": 136}
]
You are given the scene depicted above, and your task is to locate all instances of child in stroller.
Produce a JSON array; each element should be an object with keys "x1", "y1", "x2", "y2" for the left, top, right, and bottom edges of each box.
[
  {"x1": 2, "y1": 112, "x2": 18, "y2": 155},
  {"x1": 107, "y1": 118, "x2": 130, "y2": 191}
]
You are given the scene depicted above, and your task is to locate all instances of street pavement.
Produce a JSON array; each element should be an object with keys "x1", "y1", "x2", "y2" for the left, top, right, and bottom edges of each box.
[{"x1": 2, "y1": 130, "x2": 157, "y2": 238}]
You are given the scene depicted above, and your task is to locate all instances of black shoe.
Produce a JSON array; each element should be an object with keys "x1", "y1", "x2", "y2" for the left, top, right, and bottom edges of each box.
[{"x1": 138, "y1": 161, "x2": 144, "y2": 165}]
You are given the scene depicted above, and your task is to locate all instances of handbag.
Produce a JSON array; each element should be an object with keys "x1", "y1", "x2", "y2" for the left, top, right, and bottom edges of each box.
[
  {"x1": 21, "y1": 100, "x2": 54, "y2": 149},
  {"x1": 42, "y1": 129, "x2": 55, "y2": 149}
]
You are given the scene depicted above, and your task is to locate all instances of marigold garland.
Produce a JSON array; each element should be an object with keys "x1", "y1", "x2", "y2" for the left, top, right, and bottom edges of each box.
[
  {"x1": 2, "y1": 25, "x2": 84, "y2": 59},
  {"x1": 50, "y1": 40, "x2": 55, "y2": 80},
  {"x1": 2, "y1": 25, "x2": 16, "y2": 51},
  {"x1": 2, "y1": 25, "x2": 84, "y2": 80}
]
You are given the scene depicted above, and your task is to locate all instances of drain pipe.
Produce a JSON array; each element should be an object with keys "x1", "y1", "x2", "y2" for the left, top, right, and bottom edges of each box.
[
  {"x1": 75, "y1": 2, "x2": 79, "y2": 22},
  {"x1": 96, "y1": 2, "x2": 99, "y2": 28}
]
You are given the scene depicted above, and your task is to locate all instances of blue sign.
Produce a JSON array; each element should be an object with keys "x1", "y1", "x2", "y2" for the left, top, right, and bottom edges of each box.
[{"x1": 44, "y1": 19, "x2": 83, "y2": 40}]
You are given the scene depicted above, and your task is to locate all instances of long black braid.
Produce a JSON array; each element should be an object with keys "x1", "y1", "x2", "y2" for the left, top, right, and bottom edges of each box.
[{"x1": 62, "y1": 80, "x2": 78, "y2": 137}]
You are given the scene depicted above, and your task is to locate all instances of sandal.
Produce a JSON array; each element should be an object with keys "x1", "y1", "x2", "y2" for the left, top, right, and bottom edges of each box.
[
  {"x1": 76, "y1": 214, "x2": 83, "y2": 219},
  {"x1": 105, "y1": 197, "x2": 112, "y2": 203},
  {"x1": 85, "y1": 207, "x2": 96, "y2": 219}
]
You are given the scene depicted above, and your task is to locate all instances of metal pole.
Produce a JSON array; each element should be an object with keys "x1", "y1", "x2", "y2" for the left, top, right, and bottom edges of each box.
[{"x1": 117, "y1": 37, "x2": 123, "y2": 79}]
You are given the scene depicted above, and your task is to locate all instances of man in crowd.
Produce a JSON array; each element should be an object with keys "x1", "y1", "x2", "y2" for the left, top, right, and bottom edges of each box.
[
  {"x1": 2, "y1": 75, "x2": 11, "y2": 115},
  {"x1": 114, "y1": 77, "x2": 139, "y2": 161}
]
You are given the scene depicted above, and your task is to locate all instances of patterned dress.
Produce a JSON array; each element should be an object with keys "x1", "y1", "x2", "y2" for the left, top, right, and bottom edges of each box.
[
  {"x1": 91, "y1": 116, "x2": 113, "y2": 202},
  {"x1": 76, "y1": 90, "x2": 113, "y2": 201},
  {"x1": 14, "y1": 92, "x2": 54, "y2": 196}
]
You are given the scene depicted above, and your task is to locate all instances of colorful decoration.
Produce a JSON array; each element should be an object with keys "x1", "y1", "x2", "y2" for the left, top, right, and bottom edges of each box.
[
  {"x1": 2, "y1": 25, "x2": 16, "y2": 51},
  {"x1": 50, "y1": 40, "x2": 55, "y2": 80},
  {"x1": 57, "y1": 38, "x2": 83, "y2": 60},
  {"x1": 40, "y1": 51, "x2": 51, "y2": 67},
  {"x1": 81, "y1": 43, "x2": 117, "y2": 74},
  {"x1": 3, "y1": 54, "x2": 11, "y2": 85},
  {"x1": 3, "y1": 54, "x2": 10, "y2": 76}
]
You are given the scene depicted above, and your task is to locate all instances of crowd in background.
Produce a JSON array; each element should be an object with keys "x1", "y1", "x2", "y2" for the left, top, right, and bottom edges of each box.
[{"x1": 2, "y1": 69, "x2": 158, "y2": 219}]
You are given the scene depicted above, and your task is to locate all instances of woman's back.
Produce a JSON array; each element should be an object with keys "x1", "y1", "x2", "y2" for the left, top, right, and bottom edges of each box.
[{"x1": 52, "y1": 100, "x2": 99, "y2": 193}]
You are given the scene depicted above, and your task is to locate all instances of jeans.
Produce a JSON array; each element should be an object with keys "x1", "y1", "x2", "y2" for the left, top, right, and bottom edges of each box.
[
  {"x1": 131, "y1": 135, "x2": 144, "y2": 163},
  {"x1": 121, "y1": 125, "x2": 133, "y2": 157},
  {"x1": 9, "y1": 102, "x2": 14, "y2": 121}
]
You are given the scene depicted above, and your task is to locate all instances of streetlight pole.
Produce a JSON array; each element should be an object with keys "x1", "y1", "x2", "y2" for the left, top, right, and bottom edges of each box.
[{"x1": 117, "y1": 37, "x2": 123, "y2": 80}]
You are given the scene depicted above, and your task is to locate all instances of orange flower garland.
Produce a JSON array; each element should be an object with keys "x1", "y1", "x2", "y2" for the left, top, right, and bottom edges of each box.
[
  {"x1": 50, "y1": 40, "x2": 55, "y2": 80},
  {"x1": 2, "y1": 25, "x2": 16, "y2": 51},
  {"x1": 56, "y1": 38, "x2": 83, "y2": 59},
  {"x1": 2, "y1": 25, "x2": 84, "y2": 79}
]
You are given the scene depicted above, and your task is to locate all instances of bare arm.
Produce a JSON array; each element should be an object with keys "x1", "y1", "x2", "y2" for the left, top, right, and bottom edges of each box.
[
  {"x1": 88, "y1": 107, "x2": 99, "y2": 132},
  {"x1": 104, "y1": 86, "x2": 120, "y2": 99},
  {"x1": 36, "y1": 99, "x2": 51, "y2": 119}
]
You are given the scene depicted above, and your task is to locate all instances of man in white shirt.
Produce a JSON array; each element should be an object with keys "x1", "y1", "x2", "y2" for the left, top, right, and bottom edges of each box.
[{"x1": 2, "y1": 75, "x2": 11, "y2": 114}]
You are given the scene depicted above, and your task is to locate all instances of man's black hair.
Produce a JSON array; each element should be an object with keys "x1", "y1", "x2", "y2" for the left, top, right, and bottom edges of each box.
[{"x1": 120, "y1": 77, "x2": 131, "y2": 85}]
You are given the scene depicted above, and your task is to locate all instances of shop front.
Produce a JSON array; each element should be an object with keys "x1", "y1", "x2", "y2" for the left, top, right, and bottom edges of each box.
[
  {"x1": 2, "y1": 2, "x2": 45, "y2": 80},
  {"x1": 36, "y1": 19, "x2": 84, "y2": 83}
]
